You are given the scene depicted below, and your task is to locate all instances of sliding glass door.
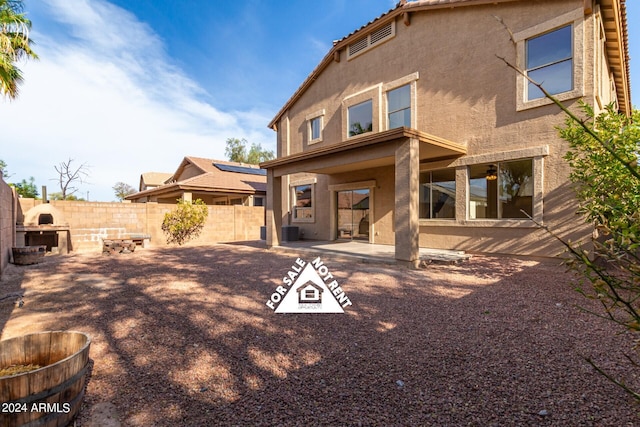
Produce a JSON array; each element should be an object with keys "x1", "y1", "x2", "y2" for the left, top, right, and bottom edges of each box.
[{"x1": 336, "y1": 189, "x2": 370, "y2": 241}]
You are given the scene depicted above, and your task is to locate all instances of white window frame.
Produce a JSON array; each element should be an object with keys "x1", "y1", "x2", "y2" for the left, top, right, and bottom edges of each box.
[
  {"x1": 305, "y1": 109, "x2": 325, "y2": 145},
  {"x1": 514, "y1": 8, "x2": 584, "y2": 111}
]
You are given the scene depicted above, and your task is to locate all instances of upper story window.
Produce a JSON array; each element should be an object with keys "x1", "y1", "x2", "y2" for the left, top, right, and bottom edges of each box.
[
  {"x1": 387, "y1": 84, "x2": 411, "y2": 129},
  {"x1": 310, "y1": 117, "x2": 321, "y2": 140},
  {"x1": 526, "y1": 25, "x2": 573, "y2": 101},
  {"x1": 514, "y1": 8, "x2": 583, "y2": 111},
  {"x1": 341, "y1": 73, "x2": 417, "y2": 140},
  {"x1": 306, "y1": 109, "x2": 325, "y2": 145},
  {"x1": 348, "y1": 100, "x2": 373, "y2": 137}
]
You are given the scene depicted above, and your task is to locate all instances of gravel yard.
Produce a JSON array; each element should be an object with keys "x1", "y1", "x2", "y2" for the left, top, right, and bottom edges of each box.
[{"x1": 0, "y1": 243, "x2": 638, "y2": 426}]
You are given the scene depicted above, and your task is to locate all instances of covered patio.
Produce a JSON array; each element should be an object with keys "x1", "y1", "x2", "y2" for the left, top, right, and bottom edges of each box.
[{"x1": 260, "y1": 127, "x2": 466, "y2": 267}]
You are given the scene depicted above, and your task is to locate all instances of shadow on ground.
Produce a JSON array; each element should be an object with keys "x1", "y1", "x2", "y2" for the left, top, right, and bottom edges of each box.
[{"x1": 0, "y1": 244, "x2": 637, "y2": 426}]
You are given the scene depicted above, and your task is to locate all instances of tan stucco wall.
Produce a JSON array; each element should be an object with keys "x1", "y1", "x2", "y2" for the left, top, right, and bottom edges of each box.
[
  {"x1": 177, "y1": 164, "x2": 202, "y2": 181},
  {"x1": 272, "y1": 0, "x2": 608, "y2": 257},
  {"x1": 17, "y1": 199, "x2": 264, "y2": 253},
  {"x1": 282, "y1": 1, "x2": 601, "y2": 155},
  {"x1": 0, "y1": 177, "x2": 16, "y2": 277}
]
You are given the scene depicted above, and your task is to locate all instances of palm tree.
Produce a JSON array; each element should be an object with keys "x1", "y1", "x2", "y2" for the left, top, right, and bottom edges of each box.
[{"x1": 0, "y1": 0, "x2": 37, "y2": 99}]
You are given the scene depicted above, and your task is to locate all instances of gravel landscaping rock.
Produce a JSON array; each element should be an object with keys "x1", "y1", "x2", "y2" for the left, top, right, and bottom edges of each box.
[{"x1": 0, "y1": 243, "x2": 638, "y2": 426}]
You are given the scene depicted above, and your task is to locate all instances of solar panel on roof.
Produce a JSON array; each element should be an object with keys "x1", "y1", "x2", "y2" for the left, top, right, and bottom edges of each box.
[{"x1": 213, "y1": 163, "x2": 267, "y2": 176}]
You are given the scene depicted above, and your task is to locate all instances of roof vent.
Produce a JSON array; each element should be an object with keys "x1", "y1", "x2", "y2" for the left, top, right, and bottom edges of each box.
[
  {"x1": 348, "y1": 37, "x2": 369, "y2": 56},
  {"x1": 371, "y1": 23, "x2": 393, "y2": 44},
  {"x1": 347, "y1": 21, "x2": 395, "y2": 60}
]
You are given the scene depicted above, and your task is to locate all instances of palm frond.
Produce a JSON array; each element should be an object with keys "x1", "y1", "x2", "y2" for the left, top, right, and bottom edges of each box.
[{"x1": 0, "y1": 0, "x2": 36, "y2": 99}]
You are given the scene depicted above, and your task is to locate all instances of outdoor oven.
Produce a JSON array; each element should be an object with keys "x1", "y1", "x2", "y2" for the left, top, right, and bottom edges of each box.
[{"x1": 16, "y1": 203, "x2": 71, "y2": 254}]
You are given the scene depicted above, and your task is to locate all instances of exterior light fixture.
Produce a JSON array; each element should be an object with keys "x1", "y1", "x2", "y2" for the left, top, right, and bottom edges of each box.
[{"x1": 486, "y1": 165, "x2": 498, "y2": 181}]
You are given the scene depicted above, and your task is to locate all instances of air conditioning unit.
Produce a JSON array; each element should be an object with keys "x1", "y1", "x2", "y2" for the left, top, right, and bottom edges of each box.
[{"x1": 281, "y1": 226, "x2": 299, "y2": 242}]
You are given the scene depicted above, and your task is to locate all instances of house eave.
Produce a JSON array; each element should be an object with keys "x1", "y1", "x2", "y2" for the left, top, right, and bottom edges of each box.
[
  {"x1": 126, "y1": 184, "x2": 265, "y2": 201},
  {"x1": 125, "y1": 183, "x2": 180, "y2": 200},
  {"x1": 267, "y1": 6, "x2": 406, "y2": 130},
  {"x1": 401, "y1": 0, "x2": 521, "y2": 12},
  {"x1": 260, "y1": 127, "x2": 466, "y2": 174},
  {"x1": 599, "y1": 0, "x2": 631, "y2": 115}
]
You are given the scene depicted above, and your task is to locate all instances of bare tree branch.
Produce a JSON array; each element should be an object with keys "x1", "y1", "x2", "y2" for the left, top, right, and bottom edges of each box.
[
  {"x1": 492, "y1": 15, "x2": 514, "y2": 43},
  {"x1": 52, "y1": 158, "x2": 90, "y2": 200}
]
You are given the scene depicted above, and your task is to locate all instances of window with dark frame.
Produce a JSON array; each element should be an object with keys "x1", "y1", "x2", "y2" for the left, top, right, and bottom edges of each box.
[
  {"x1": 310, "y1": 116, "x2": 321, "y2": 141},
  {"x1": 468, "y1": 160, "x2": 533, "y2": 219},
  {"x1": 419, "y1": 169, "x2": 456, "y2": 219},
  {"x1": 348, "y1": 100, "x2": 373, "y2": 137},
  {"x1": 293, "y1": 184, "x2": 313, "y2": 220}
]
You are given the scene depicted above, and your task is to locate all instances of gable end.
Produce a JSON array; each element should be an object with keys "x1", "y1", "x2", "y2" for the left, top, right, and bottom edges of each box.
[{"x1": 347, "y1": 21, "x2": 396, "y2": 60}]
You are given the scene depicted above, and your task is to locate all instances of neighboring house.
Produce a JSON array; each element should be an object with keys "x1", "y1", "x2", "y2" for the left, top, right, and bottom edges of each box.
[
  {"x1": 261, "y1": 0, "x2": 631, "y2": 265},
  {"x1": 139, "y1": 172, "x2": 173, "y2": 192},
  {"x1": 127, "y1": 156, "x2": 267, "y2": 206}
]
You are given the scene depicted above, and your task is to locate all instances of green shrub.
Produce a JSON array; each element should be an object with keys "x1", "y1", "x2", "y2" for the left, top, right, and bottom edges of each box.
[
  {"x1": 557, "y1": 103, "x2": 640, "y2": 399},
  {"x1": 560, "y1": 103, "x2": 640, "y2": 332},
  {"x1": 161, "y1": 199, "x2": 208, "y2": 245}
]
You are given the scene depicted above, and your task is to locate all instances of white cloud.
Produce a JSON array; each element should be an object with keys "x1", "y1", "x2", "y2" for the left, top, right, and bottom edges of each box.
[{"x1": 1, "y1": 0, "x2": 275, "y2": 201}]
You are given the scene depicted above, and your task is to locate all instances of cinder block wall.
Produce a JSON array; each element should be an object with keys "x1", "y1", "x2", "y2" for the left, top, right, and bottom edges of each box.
[
  {"x1": 0, "y1": 177, "x2": 16, "y2": 277},
  {"x1": 17, "y1": 199, "x2": 264, "y2": 252}
]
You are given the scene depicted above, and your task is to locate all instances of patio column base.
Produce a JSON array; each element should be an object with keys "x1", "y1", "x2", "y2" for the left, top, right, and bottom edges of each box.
[
  {"x1": 396, "y1": 259, "x2": 421, "y2": 269},
  {"x1": 266, "y1": 170, "x2": 282, "y2": 248}
]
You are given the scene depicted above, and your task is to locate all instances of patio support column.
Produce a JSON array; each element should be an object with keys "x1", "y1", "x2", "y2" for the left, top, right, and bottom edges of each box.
[
  {"x1": 394, "y1": 137, "x2": 420, "y2": 267},
  {"x1": 266, "y1": 169, "x2": 282, "y2": 248}
]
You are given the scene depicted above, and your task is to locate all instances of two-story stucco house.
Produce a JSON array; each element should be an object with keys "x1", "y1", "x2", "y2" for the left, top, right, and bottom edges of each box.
[{"x1": 261, "y1": 0, "x2": 631, "y2": 266}]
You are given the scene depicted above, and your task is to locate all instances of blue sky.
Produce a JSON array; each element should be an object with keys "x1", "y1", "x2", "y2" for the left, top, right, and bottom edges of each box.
[{"x1": 1, "y1": 0, "x2": 638, "y2": 201}]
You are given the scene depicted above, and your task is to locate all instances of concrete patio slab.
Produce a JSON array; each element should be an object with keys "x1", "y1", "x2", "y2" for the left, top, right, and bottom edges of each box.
[{"x1": 270, "y1": 240, "x2": 471, "y2": 265}]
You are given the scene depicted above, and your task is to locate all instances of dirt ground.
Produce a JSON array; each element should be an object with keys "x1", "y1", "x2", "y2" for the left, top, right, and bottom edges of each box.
[{"x1": 0, "y1": 243, "x2": 639, "y2": 426}]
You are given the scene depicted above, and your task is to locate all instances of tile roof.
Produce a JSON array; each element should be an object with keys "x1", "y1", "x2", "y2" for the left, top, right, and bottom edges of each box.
[
  {"x1": 178, "y1": 170, "x2": 266, "y2": 193},
  {"x1": 331, "y1": 2, "x2": 403, "y2": 46},
  {"x1": 127, "y1": 157, "x2": 266, "y2": 200},
  {"x1": 182, "y1": 156, "x2": 262, "y2": 174},
  {"x1": 403, "y1": 0, "x2": 513, "y2": 8}
]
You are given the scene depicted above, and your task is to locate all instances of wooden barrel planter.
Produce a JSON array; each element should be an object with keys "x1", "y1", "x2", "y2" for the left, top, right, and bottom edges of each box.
[
  {"x1": 11, "y1": 246, "x2": 47, "y2": 266},
  {"x1": 0, "y1": 331, "x2": 91, "y2": 427}
]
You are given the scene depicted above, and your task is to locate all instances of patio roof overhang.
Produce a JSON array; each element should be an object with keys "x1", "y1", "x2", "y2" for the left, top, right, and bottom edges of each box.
[
  {"x1": 260, "y1": 127, "x2": 466, "y2": 177},
  {"x1": 126, "y1": 184, "x2": 264, "y2": 201}
]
